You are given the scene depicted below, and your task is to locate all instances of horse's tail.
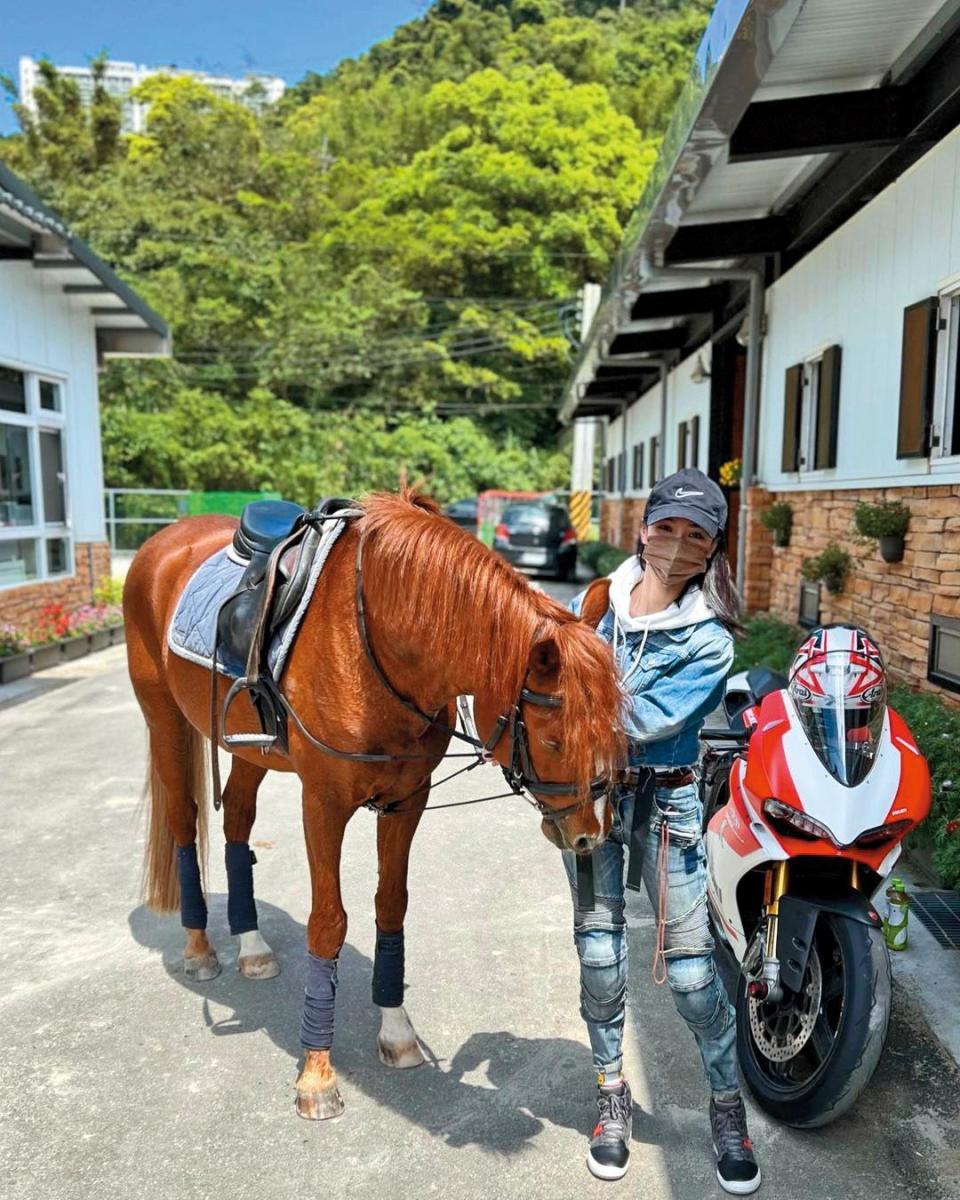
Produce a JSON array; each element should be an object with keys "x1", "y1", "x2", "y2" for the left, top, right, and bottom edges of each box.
[{"x1": 141, "y1": 723, "x2": 208, "y2": 913}]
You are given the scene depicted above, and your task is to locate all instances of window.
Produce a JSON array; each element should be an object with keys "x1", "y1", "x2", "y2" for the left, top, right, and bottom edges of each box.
[
  {"x1": 929, "y1": 616, "x2": 960, "y2": 693},
  {"x1": 616, "y1": 451, "x2": 626, "y2": 493},
  {"x1": 649, "y1": 435, "x2": 659, "y2": 485},
  {"x1": 929, "y1": 284, "x2": 960, "y2": 459},
  {"x1": 0, "y1": 366, "x2": 26, "y2": 414},
  {"x1": 0, "y1": 365, "x2": 71, "y2": 589},
  {"x1": 782, "y1": 347, "x2": 842, "y2": 473},
  {"x1": 798, "y1": 581, "x2": 821, "y2": 629},
  {"x1": 632, "y1": 442, "x2": 644, "y2": 490},
  {"x1": 604, "y1": 457, "x2": 615, "y2": 493}
]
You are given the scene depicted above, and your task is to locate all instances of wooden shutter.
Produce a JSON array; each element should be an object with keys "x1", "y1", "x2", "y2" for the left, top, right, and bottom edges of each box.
[
  {"x1": 813, "y1": 345, "x2": 842, "y2": 469},
  {"x1": 691, "y1": 416, "x2": 700, "y2": 468},
  {"x1": 677, "y1": 421, "x2": 688, "y2": 469},
  {"x1": 897, "y1": 298, "x2": 938, "y2": 458},
  {"x1": 632, "y1": 442, "x2": 644, "y2": 489},
  {"x1": 781, "y1": 363, "x2": 803, "y2": 472}
]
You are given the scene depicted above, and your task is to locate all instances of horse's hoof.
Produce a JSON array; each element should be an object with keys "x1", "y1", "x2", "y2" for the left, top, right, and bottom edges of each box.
[
  {"x1": 183, "y1": 952, "x2": 221, "y2": 981},
  {"x1": 295, "y1": 1086, "x2": 345, "y2": 1120},
  {"x1": 238, "y1": 952, "x2": 280, "y2": 980},
  {"x1": 378, "y1": 1038, "x2": 425, "y2": 1069}
]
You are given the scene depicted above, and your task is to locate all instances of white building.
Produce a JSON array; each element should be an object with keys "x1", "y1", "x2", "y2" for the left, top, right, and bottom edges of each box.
[
  {"x1": 563, "y1": 0, "x2": 960, "y2": 699},
  {"x1": 0, "y1": 161, "x2": 169, "y2": 620},
  {"x1": 18, "y1": 56, "x2": 286, "y2": 134}
]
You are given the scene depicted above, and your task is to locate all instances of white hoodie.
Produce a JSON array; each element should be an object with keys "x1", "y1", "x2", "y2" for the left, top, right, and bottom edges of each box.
[{"x1": 607, "y1": 554, "x2": 718, "y2": 670}]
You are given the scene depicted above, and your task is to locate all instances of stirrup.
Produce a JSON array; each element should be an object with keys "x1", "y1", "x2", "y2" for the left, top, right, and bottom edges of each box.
[{"x1": 220, "y1": 676, "x2": 278, "y2": 750}]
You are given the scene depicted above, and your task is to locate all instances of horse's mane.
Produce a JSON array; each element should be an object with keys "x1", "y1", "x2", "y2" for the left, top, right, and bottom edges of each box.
[{"x1": 359, "y1": 490, "x2": 625, "y2": 787}]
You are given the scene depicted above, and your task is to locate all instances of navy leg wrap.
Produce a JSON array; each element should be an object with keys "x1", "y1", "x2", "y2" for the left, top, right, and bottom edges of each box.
[
  {"x1": 301, "y1": 953, "x2": 338, "y2": 1050},
  {"x1": 372, "y1": 927, "x2": 405, "y2": 1007},
  {"x1": 177, "y1": 844, "x2": 207, "y2": 930},
  {"x1": 225, "y1": 841, "x2": 258, "y2": 936}
]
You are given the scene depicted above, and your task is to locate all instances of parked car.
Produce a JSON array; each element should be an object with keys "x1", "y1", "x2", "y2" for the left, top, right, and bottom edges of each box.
[
  {"x1": 443, "y1": 497, "x2": 478, "y2": 533},
  {"x1": 493, "y1": 502, "x2": 578, "y2": 580}
]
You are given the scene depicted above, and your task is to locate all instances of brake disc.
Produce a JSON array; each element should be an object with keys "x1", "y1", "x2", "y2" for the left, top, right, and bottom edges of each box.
[{"x1": 748, "y1": 947, "x2": 823, "y2": 1063}]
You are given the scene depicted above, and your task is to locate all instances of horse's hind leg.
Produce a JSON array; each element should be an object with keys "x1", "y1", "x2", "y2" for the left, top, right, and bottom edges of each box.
[
  {"x1": 141, "y1": 705, "x2": 220, "y2": 982},
  {"x1": 221, "y1": 757, "x2": 279, "y2": 980},
  {"x1": 374, "y1": 790, "x2": 428, "y2": 1069}
]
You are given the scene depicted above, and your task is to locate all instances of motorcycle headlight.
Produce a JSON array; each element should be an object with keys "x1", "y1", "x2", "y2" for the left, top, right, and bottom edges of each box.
[
  {"x1": 853, "y1": 819, "x2": 913, "y2": 848},
  {"x1": 763, "y1": 798, "x2": 838, "y2": 845}
]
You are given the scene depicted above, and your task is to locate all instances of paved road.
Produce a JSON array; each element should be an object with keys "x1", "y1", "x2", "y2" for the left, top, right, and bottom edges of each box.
[{"x1": 2, "y1": 576, "x2": 960, "y2": 1200}]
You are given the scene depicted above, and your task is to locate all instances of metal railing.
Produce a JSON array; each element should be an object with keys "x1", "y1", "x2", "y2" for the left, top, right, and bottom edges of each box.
[{"x1": 104, "y1": 488, "x2": 190, "y2": 552}]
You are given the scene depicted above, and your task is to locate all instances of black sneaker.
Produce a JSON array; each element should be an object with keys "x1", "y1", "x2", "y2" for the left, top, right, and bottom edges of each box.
[
  {"x1": 586, "y1": 1079, "x2": 632, "y2": 1181},
  {"x1": 710, "y1": 1093, "x2": 761, "y2": 1195}
]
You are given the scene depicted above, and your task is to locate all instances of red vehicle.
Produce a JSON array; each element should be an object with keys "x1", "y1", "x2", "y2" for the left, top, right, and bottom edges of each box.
[{"x1": 700, "y1": 626, "x2": 930, "y2": 1127}]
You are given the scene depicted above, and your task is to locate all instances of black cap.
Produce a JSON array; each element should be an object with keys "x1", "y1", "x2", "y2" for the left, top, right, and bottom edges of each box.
[{"x1": 644, "y1": 468, "x2": 728, "y2": 540}]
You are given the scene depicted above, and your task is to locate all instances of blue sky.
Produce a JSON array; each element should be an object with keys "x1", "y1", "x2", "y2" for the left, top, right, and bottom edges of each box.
[{"x1": 1, "y1": 0, "x2": 428, "y2": 133}]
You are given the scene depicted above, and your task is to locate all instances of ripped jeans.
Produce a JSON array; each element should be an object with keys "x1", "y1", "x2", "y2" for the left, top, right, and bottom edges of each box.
[{"x1": 562, "y1": 781, "x2": 738, "y2": 1095}]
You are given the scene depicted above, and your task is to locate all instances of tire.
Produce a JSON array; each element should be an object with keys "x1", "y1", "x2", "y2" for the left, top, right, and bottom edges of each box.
[{"x1": 736, "y1": 912, "x2": 891, "y2": 1128}]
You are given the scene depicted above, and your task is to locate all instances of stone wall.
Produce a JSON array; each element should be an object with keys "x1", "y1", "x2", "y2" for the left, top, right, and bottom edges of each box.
[
  {"x1": 753, "y1": 485, "x2": 960, "y2": 696},
  {"x1": 0, "y1": 542, "x2": 112, "y2": 627}
]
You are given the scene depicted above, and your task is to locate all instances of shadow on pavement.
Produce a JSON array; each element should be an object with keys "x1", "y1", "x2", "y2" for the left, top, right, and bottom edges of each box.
[{"x1": 128, "y1": 895, "x2": 664, "y2": 1157}]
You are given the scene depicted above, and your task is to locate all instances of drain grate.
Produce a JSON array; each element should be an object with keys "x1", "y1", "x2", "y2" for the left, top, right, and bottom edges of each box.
[{"x1": 909, "y1": 890, "x2": 960, "y2": 949}]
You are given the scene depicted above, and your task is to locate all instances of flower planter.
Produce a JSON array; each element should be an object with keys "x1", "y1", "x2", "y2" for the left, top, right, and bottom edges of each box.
[
  {"x1": 0, "y1": 652, "x2": 32, "y2": 684},
  {"x1": 823, "y1": 572, "x2": 845, "y2": 595},
  {"x1": 89, "y1": 629, "x2": 112, "y2": 653},
  {"x1": 879, "y1": 534, "x2": 905, "y2": 564},
  {"x1": 30, "y1": 642, "x2": 62, "y2": 671},
  {"x1": 61, "y1": 634, "x2": 91, "y2": 661},
  {"x1": 109, "y1": 624, "x2": 126, "y2": 646}
]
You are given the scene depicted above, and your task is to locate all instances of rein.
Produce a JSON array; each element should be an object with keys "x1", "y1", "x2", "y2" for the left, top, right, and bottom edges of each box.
[{"x1": 213, "y1": 512, "x2": 609, "y2": 824}]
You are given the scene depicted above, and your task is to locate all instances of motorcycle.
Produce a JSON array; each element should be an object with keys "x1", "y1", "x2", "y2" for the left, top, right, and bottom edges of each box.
[{"x1": 699, "y1": 626, "x2": 930, "y2": 1127}]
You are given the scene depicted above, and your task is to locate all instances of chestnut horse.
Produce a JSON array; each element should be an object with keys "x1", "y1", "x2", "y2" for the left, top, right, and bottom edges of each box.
[{"x1": 124, "y1": 490, "x2": 624, "y2": 1119}]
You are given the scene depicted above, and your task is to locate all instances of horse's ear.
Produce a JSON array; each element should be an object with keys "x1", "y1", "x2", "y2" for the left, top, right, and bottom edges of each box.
[
  {"x1": 528, "y1": 635, "x2": 560, "y2": 685},
  {"x1": 578, "y1": 579, "x2": 611, "y2": 630}
]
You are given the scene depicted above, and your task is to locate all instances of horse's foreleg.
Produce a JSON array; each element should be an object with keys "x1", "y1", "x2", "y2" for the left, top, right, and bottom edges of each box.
[
  {"x1": 222, "y1": 757, "x2": 279, "y2": 979},
  {"x1": 295, "y1": 787, "x2": 352, "y2": 1120},
  {"x1": 374, "y1": 791, "x2": 428, "y2": 1069}
]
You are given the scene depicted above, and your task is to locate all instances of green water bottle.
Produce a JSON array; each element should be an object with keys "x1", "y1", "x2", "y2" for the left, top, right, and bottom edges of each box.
[{"x1": 884, "y1": 877, "x2": 909, "y2": 951}]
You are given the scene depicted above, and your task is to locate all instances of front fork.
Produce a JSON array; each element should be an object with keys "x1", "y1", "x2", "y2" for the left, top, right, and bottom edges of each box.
[{"x1": 748, "y1": 859, "x2": 862, "y2": 1002}]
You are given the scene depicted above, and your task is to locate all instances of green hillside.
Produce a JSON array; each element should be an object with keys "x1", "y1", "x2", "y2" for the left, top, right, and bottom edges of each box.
[{"x1": 1, "y1": 0, "x2": 709, "y2": 503}]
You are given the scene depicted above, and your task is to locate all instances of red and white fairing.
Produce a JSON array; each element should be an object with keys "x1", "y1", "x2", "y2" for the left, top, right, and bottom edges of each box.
[{"x1": 706, "y1": 684, "x2": 931, "y2": 960}]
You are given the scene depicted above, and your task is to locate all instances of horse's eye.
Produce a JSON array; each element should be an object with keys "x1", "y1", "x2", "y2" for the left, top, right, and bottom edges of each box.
[{"x1": 541, "y1": 738, "x2": 562, "y2": 753}]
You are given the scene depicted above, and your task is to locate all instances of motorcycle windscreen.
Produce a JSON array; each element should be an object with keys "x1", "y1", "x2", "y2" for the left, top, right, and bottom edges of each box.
[{"x1": 788, "y1": 656, "x2": 886, "y2": 787}]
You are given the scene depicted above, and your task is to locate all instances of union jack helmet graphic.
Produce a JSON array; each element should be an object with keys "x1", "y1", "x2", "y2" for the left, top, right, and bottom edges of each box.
[
  {"x1": 788, "y1": 625, "x2": 886, "y2": 711},
  {"x1": 788, "y1": 626, "x2": 888, "y2": 786}
]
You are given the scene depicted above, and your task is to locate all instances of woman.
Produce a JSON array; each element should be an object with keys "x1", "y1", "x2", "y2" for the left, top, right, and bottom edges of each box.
[{"x1": 565, "y1": 467, "x2": 760, "y2": 1195}]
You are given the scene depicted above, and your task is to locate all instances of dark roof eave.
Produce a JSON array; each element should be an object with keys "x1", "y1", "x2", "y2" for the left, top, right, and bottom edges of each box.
[{"x1": 0, "y1": 161, "x2": 169, "y2": 341}]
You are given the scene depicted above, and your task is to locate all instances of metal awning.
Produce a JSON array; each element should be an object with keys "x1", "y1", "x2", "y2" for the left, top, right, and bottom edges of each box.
[
  {"x1": 0, "y1": 161, "x2": 171, "y2": 360},
  {"x1": 561, "y1": 0, "x2": 960, "y2": 422}
]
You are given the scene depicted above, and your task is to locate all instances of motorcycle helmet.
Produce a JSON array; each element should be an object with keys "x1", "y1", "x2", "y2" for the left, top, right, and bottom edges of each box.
[{"x1": 787, "y1": 625, "x2": 887, "y2": 787}]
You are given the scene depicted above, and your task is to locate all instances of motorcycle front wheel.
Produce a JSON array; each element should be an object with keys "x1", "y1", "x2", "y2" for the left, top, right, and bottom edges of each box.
[{"x1": 736, "y1": 911, "x2": 891, "y2": 1128}]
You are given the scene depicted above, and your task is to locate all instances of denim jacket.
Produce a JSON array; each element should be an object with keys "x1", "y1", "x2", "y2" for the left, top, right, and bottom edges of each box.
[{"x1": 570, "y1": 585, "x2": 734, "y2": 769}]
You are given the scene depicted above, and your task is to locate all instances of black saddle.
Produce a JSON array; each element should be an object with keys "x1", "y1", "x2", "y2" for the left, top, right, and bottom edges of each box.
[{"x1": 213, "y1": 497, "x2": 357, "y2": 760}]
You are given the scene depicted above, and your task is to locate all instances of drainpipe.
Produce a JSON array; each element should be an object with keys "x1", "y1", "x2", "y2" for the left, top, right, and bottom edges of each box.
[{"x1": 637, "y1": 258, "x2": 765, "y2": 598}]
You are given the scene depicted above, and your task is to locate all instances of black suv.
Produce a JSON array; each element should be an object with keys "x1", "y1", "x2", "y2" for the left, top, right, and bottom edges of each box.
[{"x1": 493, "y1": 503, "x2": 578, "y2": 580}]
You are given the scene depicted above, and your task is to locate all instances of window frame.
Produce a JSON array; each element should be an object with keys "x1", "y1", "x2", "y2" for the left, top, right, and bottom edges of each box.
[
  {"x1": 0, "y1": 362, "x2": 72, "y2": 591},
  {"x1": 798, "y1": 581, "x2": 821, "y2": 629},
  {"x1": 928, "y1": 615, "x2": 960, "y2": 694},
  {"x1": 931, "y1": 279, "x2": 960, "y2": 466}
]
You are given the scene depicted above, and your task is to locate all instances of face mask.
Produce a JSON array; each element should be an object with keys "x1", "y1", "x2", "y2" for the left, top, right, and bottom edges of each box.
[{"x1": 642, "y1": 535, "x2": 711, "y2": 588}]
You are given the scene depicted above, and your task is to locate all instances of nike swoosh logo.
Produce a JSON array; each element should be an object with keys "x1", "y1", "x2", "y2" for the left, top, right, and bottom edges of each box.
[{"x1": 674, "y1": 488, "x2": 705, "y2": 498}]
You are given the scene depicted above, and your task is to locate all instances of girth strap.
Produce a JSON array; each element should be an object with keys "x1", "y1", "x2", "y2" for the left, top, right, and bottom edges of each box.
[{"x1": 626, "y1": 767, "x2": 656, "y2": 892}]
